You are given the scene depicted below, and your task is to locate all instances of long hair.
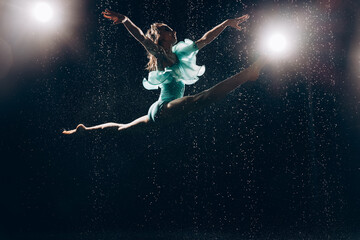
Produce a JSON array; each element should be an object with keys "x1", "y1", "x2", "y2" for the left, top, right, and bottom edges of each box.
[{"x1": 145, "y1": 23, "x2": 163, "y2": 72}]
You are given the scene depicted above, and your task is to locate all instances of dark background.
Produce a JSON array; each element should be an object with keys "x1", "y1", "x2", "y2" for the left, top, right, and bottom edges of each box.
[{"x1": 0, "y1": 0, "x2": 359, "y2": 239}]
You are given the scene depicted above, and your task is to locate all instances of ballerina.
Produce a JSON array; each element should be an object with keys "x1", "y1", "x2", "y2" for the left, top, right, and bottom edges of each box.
[{"x1": 63, "y1": 9, "x2": 267, "y2": 134}]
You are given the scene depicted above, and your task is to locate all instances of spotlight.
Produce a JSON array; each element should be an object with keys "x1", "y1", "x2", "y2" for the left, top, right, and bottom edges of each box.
[
  {"x1": 267, "y1": 32, "x2": 288, "y2": 54},
  {"x1": 261, "y1": 30, "x2": 291, "y2": 58},
  {"x1": 32, "y1": 2, "x2": 53, "y2": 23},
  {"x1": 257, "y1": 18, "x2": 300, "y2": 59}
]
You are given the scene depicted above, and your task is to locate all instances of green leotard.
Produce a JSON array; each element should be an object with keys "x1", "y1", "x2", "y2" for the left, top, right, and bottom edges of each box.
[{"x1": 143, "y1": 39, "x2": 205, "y2": 122}]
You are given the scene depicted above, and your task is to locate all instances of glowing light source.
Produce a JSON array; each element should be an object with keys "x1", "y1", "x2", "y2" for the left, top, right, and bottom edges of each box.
[
  {"x1": 257, "y1": 18, "x2": 301, "y2": 60},
  {"x1": 267, "y1": 32, "x2": 288, "y2": 54},
  {"x1": 32, "y1": 2, "x2": 53, "y2": 23},
  {"x1": 260, "y1": 30, "x2": 292, "y2": 58}
]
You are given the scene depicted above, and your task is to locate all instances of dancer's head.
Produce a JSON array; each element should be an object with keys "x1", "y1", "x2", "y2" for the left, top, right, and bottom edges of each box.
[
  {"x1": 145, "y1": 23, "x2": 177, "y2": 71},
  {"x1": 146, "y1": 23, "x2": 177, "y2": 47}
]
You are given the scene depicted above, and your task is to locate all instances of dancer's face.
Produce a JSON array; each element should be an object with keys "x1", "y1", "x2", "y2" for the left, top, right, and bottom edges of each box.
[{"x1": 158, "y1": 25, "x2": 177, "y2": 45}]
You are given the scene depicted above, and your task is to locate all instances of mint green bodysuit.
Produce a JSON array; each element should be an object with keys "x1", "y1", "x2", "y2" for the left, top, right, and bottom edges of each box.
[{"x1": 143, "y1": 39, "x2": 205, "y2": 122}]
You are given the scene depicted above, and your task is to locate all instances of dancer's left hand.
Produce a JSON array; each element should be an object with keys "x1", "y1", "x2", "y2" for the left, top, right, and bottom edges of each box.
[
  {"x1": 226, "y1": 14, "x2": 250, "y2": 31},
  {"x1": 102, "y1": 9, "x2": 127, "y2": 24}
]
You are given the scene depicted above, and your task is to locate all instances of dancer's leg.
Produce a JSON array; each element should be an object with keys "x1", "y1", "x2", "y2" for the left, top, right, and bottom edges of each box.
[
  {"x1": 121, "y1": 115, "x2": 149, "y2": 130},
  {"x1": 162, "y1": 57, "x2": 267, "y2": 118},
  {"x1": 62, "y1": 115, "x2": 149, "y2": 134}
]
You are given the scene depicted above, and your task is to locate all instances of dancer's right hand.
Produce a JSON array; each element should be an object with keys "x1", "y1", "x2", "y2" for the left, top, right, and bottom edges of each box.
[
  {"x1": 226, "y1": 14, "x2": 250, "y2": 31},
  {"x1": 102, "y1": 9, "x2": 127, "y2": 24}
]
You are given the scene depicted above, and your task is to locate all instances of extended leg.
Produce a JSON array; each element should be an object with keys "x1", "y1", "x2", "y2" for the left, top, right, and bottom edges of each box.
[
  {"x1": 163, "y1": 57, "x2": 267, "y2": 118},
  {"x1": 62, "y1": 115, "x2": 149, "y2": 135}
]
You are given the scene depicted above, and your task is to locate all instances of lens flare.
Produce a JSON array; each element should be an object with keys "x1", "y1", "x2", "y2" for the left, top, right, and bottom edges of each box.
[{"x1": 32, "y1": 2, "x2": 53, "y2": 23}]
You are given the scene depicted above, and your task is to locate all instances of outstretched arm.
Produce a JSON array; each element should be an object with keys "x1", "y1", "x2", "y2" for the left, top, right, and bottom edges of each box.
[
  {"x1": 102, "y1": 9, "x2": 161, "y2": 56},
  {"x1": 195, "y1": 14, "x2": 249, "y2": 50}
]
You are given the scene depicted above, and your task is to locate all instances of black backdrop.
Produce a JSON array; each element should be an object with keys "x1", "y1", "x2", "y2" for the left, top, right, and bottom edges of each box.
[{"x1": 0, "y1": 0, "x2": 359, "y2": 239}]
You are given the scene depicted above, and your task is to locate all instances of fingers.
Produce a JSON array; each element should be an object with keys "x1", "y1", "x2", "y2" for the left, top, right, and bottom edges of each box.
[
  {"x1": 102, "y1": 9, "x2": 115, "y2": 17},
  {"x1": 104, "y1": 9, "x2": 113, "y2": 14},
  {"x1": 237, "y1": 14, "x2": 250, "y2": 20},
  {"x1": 103, "y1": 9, "x2": 118, "y2": 16},
  {"x1": 102, "y1": 10, "x2": 127, "y2": 25},
  {"x1": 236, "y1": 14, "x2": 250, "y2": 23},
  {"x1": 229, "y1": 14, "x2": 249, "y2": 31},
  {"x1": 102, "y1": 13, "x2": 117, "y2": 22},
  {"x1": 102, "y1": 12, "x2": 113, "y2": 17}
]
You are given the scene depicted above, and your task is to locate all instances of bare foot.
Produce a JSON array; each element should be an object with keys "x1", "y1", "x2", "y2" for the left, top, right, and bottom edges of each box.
[{"x1": 62, "y1": 124, "x2": 87, "y2": 135}]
